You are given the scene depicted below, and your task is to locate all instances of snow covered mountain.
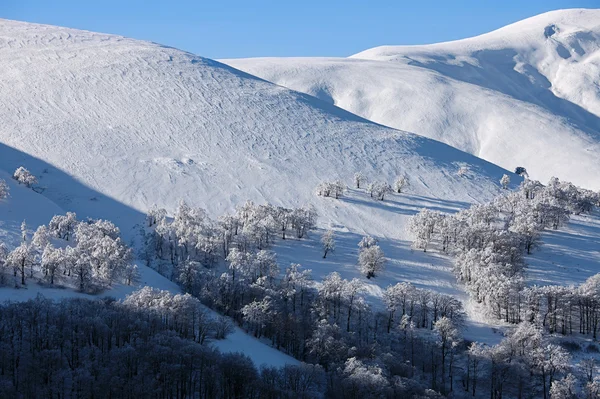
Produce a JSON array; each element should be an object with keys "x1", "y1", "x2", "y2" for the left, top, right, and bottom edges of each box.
[
  {"x1": 224, "y1": 9, "x2": 600, "y2": 189},
  {"x1": 0, "y1": 19, "x2": 512, "y2": 238}
]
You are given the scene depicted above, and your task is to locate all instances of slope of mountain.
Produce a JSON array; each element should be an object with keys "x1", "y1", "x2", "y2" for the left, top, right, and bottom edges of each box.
[
  {"x1": 0, "y1": 19, "x2": 513, "y2": 239},
  {"x1": 223, "y1": 9, "x2": 600, "y2": 189}
]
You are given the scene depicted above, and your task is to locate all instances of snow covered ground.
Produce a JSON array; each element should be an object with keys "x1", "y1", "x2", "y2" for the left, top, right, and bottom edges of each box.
[
  {"x1": 527, "y1": 210, "x2": 600, "y2": 287},
  {"x1": 224, "y1": 8, "x2": 600, "y2": 190},
  {"x1": 0, "y1": 18, "x2": 515, "y2": 243}
]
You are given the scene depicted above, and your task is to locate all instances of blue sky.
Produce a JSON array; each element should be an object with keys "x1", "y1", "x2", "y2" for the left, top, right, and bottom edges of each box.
[{"x1": 1, "y1": 1, "x2": 597, "y2": 59}]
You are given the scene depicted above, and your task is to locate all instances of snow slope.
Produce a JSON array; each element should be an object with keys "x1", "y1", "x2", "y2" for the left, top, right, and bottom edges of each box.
[
  {"x1": 0, "y1": 179, "x2": 297, "y2": 368},
  {"x1": 223, "y1": 9, "x2": 600, "y2": 189},
  {"x1": 0, "y1": 19, "x2": 514, "y2": 241}
]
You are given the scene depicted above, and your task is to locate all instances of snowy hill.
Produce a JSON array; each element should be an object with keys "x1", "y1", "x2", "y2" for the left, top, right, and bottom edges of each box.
[
  {"x1": 0, "y1": 19, "x2": 514, "y2": 239},
  {"x1": 223, "y1": 9, "x2": 600, "y2": 189}
]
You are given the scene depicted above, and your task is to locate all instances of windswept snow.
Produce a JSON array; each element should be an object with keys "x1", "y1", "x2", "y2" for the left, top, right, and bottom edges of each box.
[
  {"x1": 224, "y1": 8, "x2": 600, "y2": 189},
  {"x1": 0, "y1": 18, "x2": 514, "y2": 240}
]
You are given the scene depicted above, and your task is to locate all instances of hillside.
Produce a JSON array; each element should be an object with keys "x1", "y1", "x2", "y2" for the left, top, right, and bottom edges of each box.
[
  {"x1": 0, "y1": 19, "x2": 515, "y2": 240},
  {"x1": 224, "y1": 8, "x2": 600, "y2": 189}
]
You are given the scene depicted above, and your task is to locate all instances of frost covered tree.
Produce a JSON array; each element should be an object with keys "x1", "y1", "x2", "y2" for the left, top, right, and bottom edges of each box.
[
  {"x1": 41, "y1": 245, "x2": 63, "y2": 285},
  {"x1": 550, "y1": 374, "x2": 578, "y2": 399},
  {"x1": 13, "y1": 166, "x2": 37, "y2": 187},
  {"x1": 6, "y1": 243, "x2": 35, "y2": 286},
  {"x1": 0, "y1": 243, "x2": 8, "y2": 284},
  {"x1": 48, "y1": 212, "x2": 78, "y2": 241},
  {"x1": 0, "y1": 179, "x2": 9, "y2": 199},
  {"x1": 341, "y1": 357, "x2": 388, "y2": 397},
  {"x1": 353, "y1": 172, "x2": 365, "y2": 189},
  {"x1": 500, "y1": 174, "x2": 511, "y2": 189},
  {"x1": 383, "y1": 282, "x2": 415, "y2": 332},
  {"x1": 316, "y1": 181, "x2": 344, "y2": 199},
  {"x1": 242, "y1": 296, "x2": 274, "y2": 338},
  {"x1": 358, "y1": 245, "x2": 385, "y2": 278},
  {"x1": 321, "y1": 230, "x2": 335, "y2": 258},
  {"x1": 530, "y1": 344, "x2": 571, "y2": 399},
  {"x1": 394, "y1": 175, "x2": 409, "y2": 193},
  {"x1": 32, "y1": 225, "x2": 50, "y2": 250},
  {"x1": 254, "y1": 249, "x2": 279, "y2": 281},
  {"x1": 343, "y1": 278, "x2": 365, "y2": 332},
  {"x1": 358, "y1": 235, "x2": 377, "y2": 250},
  {"x1": 409, "y1": 209, "x2": 440, "y2": 252},
  {"x1": 434, "y1": 317, "x2": 461, "y2": 394},
  {"x1": 369, "y1": 181, "x2": 392, "y2": 201}
]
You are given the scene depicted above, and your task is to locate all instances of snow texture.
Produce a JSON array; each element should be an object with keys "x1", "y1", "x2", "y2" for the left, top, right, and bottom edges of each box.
[
  {"x1": 0, "y1": 18, "x2": 513, "y2": 242},
  {"x1": 224, "y1": 9, "x2": 600, "y2": 189}
]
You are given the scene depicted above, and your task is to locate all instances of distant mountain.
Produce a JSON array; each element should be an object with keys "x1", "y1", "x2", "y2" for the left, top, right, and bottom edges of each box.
[
  {"x1": 224, "y1": 9, "x2": 600, "y2": 189},
  {"x1": 0, "y1": 19, "x2": 511, "y2": 238}
]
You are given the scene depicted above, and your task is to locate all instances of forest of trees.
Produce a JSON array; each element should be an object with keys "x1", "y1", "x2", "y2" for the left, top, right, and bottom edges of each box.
[{"x1": 1, "y1": 171, "x2": 600, "y2": 398}]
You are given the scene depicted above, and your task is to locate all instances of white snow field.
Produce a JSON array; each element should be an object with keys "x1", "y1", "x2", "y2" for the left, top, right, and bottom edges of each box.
[
  {"x1": 0, "y1": 18, "x2": 515, "y2": 243},
  {"x1": 224, "y1": 8, "x2": 600, "y2": 189}
]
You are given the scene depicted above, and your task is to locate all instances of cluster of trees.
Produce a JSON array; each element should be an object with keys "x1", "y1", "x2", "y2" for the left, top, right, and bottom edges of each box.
[
  {"x1": 317, "y1": 172, "x2": 409, "y2": 203},
  {"x1": 410, "y1": 177, "x2": 600, "y2": 329},
  {"x1": 143, "y1": 201, "x2": 485, "y2": 396},
  {"x1": 0, "y1": 213, "x2": 134, "y2": 292},
  {"x1": 462, "y1": 322, "x2": 578, "y2": 399},
  {"x1": 0, "y1": 293, "x2": 331, "y2": 399},
  {"x1": 1, "y1": 291, "x2": 593, "y2": 398},
  {"x1": 146, "y1": 201, "x2": 317, "y2": 273},
  {"x1": 316, "y1": 181, "x2": 345, "y2": 199}
]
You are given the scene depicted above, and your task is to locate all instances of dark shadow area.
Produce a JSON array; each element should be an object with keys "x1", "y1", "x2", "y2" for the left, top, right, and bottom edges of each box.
[{"x1": 0, "y1": 142, "x2": 145, "y2": 237}]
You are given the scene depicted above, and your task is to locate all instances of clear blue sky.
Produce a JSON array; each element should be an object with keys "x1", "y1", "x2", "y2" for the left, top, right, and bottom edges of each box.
[{"x1": 1, "y1": 0, "x2": 597, "y2": 59}]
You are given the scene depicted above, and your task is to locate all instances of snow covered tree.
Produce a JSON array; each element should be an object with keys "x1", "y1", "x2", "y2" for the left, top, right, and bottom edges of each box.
[
  {"x1": 358, "y1": 235, "x2": 377, "y2": 250},
  {"x1": 41, "y1": 245, "x2": 63, "y2": 285},
  {"x1": 434, "y1": 317, "x2": 461, "y2": 394},
  {"x1": 321, "y1": 230, "x2": 335, "y2": 258},
  {"x1": 409, "y1": 209, "x2": 440, "y2": 252},
  {"x1": 0, "y1": 179, "x2": 9, "y2": 199},
  {"x1": 316, "y1": 181, "x2": 345, "y2": 199},
  {"x1": 550, "y1": 374, "x2": 578, "y2": 399},
  {"x1": 241, "y1": 296, "x2": 274, "y2": 338},
  {"x1": 291, "y1": 205, "x2": 317, "y2": 239},
  {"x1": 500, "y1": 174, "x2": 511, "y2": 189},
  {"x1": 394, "y1": 175, "x2": 409, "y2": 193},
  {"x1": 0, "y1": 243, "x2": 9, "y2": 284},
  {"x1": 369, "y1": 181, "x2": 392, "y2": 201},
  {"x1": 383, "y1": 282, "x2": 415, "y2": 332},
  {"x1": 530, "y1": 344, "x2": 571, "y2": 399},
  {"x1": 13, "y1": 166, "x2": 37, "y2": 187},
  {"x1": 124, "y1": 264, "x2": 139, "y2": 286},
  {"x1": 32, "y1": 225, "x2": 50, "y2": 250},
  {"x1": 342, "y1": 357, "x2": 388, "y2": 397},
  {"x1": 353, "y1": 172, "x2": 365, "y2": 189},
  {"x1": 358, "y1": 245, "x2": 385, "y2": 278},
  {"x1": 48, "y1": 212, "x2": 78, "y2": 241},
  {"x1": 343, "y1": 278, "x2": 365, "y2": 332},
  {"x1": 6, "y1": 243, "x2": 35, "y2": 286},
  {"x1": 254, "y1": 249, "x2": 279, "y2": 281},
  {"x1": 20, "y1": 220, "x2": 28, "y2": 243}
]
